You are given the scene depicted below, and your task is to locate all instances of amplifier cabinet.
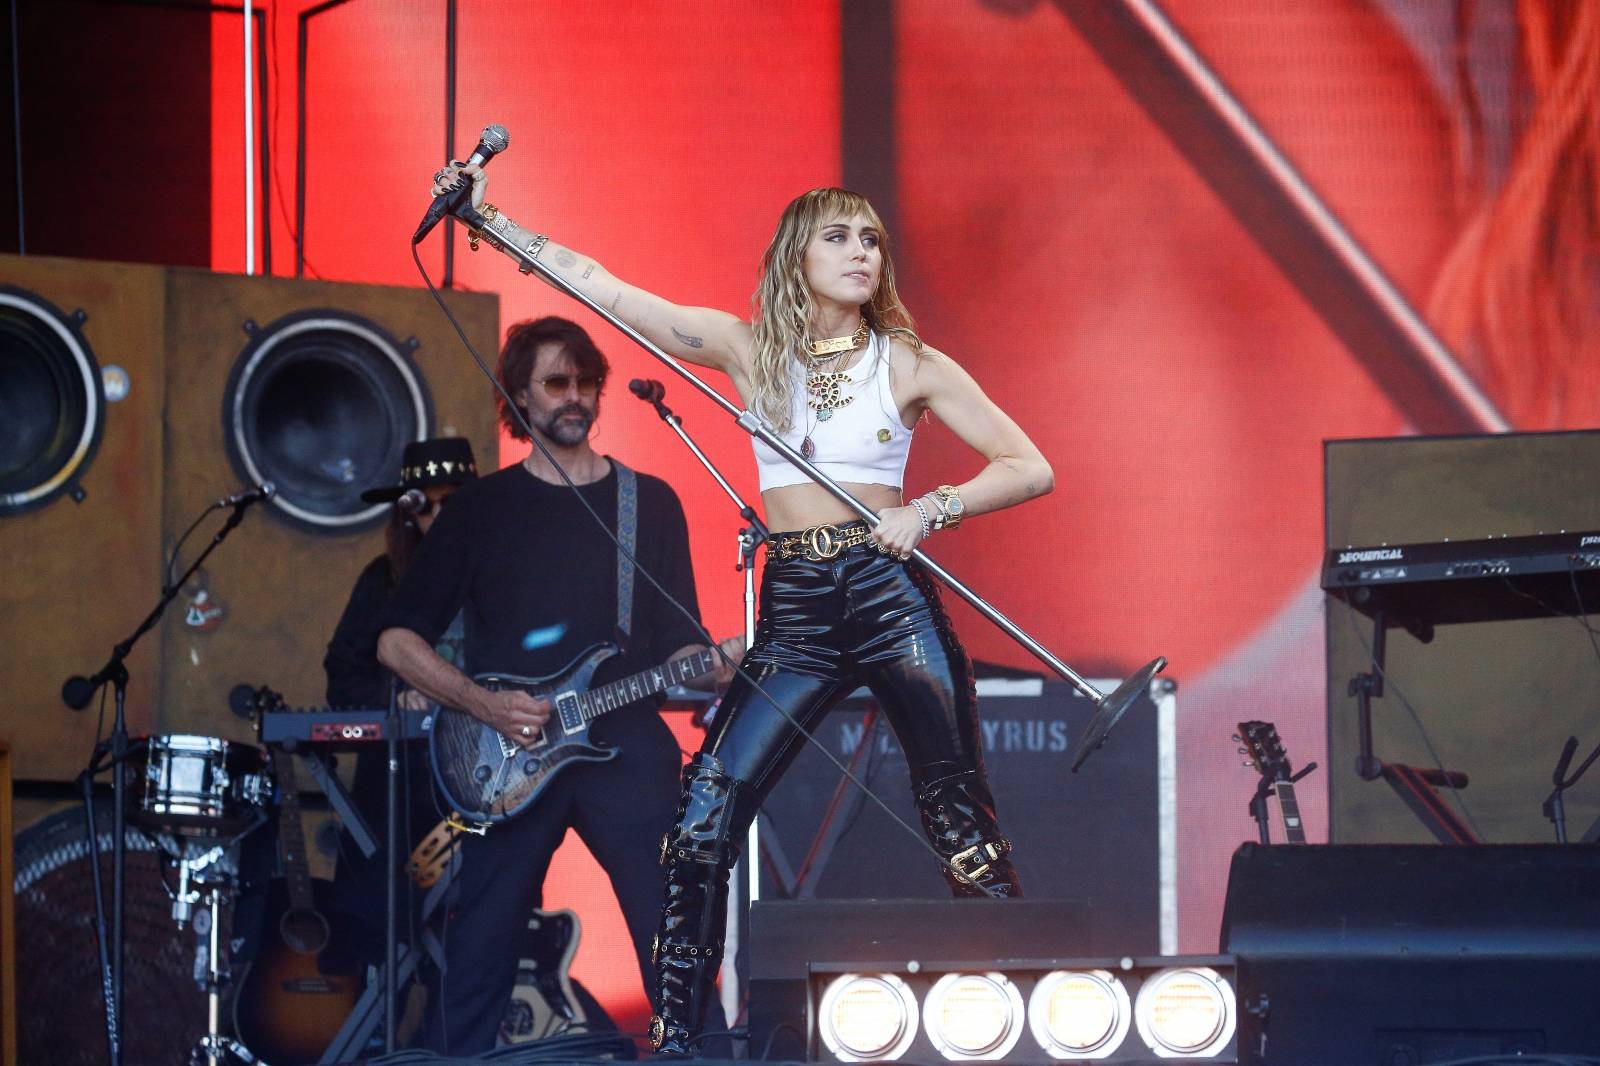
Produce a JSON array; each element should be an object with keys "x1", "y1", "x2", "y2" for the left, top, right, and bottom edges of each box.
[{"x1": 748, "y1": 677, "x2": 1176, "y2": 955}]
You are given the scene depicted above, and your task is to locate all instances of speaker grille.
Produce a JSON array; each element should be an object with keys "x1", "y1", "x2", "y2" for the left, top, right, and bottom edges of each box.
[
  {"x1": 0, "y1": 286, "x2": 105, "y2": 515},
  {"x1": 224, "y1": 309, "x2": 431, "y2": 533}
]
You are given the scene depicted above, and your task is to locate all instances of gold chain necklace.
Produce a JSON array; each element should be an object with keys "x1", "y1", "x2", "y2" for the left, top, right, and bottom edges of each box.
[{"x1": 800, "y1": 326, "x2": 868, "y2": 459}]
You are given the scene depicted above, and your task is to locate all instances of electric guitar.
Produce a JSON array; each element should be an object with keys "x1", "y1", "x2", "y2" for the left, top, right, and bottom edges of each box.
[
  {"x1": 233, "y1": 750, "x2": 361, "y2": 1062},
  {"x1": 431, "y1": 642, "x2": 720, "y2": 824},
  {"x1": 1236, "y1": 720, "x2": 1309, "y2": 844},
  {"x1": 499, "y1": 908, "x2": 588, "y2": 1044}
]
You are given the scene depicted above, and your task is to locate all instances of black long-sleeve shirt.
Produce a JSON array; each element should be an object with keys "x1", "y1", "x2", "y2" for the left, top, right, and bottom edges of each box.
[{"x1": 379, "y1": 461, "x2": 706, "y2": 717}]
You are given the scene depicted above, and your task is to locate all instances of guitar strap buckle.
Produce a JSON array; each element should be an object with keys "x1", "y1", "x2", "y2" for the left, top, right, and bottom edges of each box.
[{"x1": 447, "y1": 811, "x2": 490, "y2": 836}]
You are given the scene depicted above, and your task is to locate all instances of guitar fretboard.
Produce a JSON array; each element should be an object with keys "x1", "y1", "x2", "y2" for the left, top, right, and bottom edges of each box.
[
  {"x1": 570, "y1": 648, "x2": 717, "y2": 725},
  {"x1": 276, "y1": 755, "x2": 316, "y2": 912},
  {"x1": 1275, "y1": 781, "x2": 1306, "y2": 844}
]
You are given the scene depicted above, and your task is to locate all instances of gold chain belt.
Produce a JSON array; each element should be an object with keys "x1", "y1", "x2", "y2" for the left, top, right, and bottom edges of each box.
[{"x1": 769, "y1": 521, "x2": 888, "y2": 562}]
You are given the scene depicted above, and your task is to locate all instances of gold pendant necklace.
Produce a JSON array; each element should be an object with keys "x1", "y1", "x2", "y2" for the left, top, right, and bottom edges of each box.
[{"x1": 800, "y1": 330, "x2": 867, "y2": 458}]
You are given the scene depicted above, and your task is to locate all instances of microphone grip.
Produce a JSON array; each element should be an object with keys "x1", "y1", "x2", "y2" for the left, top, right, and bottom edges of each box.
[{"x1": 413, "y1": 184, "x2": 469, "y2": 245}]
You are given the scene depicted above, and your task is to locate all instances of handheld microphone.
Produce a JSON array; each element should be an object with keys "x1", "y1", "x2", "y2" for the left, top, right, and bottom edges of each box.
[
  {"x1": 396, "y1": 488, "x2": 429, "y2": 514},
  {"x1": 629, "y1": 378, "x2": 666, "y2": 404},
  {"x1": 413, "y1": 123, "x2": 510, "y2": 244},
  {"x1": 218, "y1": 482, "x2": 274, "y2": 508}
]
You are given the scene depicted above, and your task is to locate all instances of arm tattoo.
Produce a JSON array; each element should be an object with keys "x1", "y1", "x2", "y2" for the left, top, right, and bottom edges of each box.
[
  {"x1": 1026, "y1": 482, "x2": 1038, "y2": 496},
  {"x1": 581, "y1": 262, "x2": 596, "y2": 280},
  {"x1": 554, "y1": 249, "x2": 578, "y2": 269},
  {"x1": 671, "y1": 326, "x2": 705, "y2": 349},
  {"x1": 610, "y1": 292, "x2": 622, "y2": 311}
]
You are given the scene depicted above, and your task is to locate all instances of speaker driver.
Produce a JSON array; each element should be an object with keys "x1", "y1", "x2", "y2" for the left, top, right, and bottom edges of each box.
[
  {"x1": 224, "y1": 309, "x2": 431, "y2": 533},
  {"x1": 0, "y1": 285, "x2": 105, "y2": 516}
]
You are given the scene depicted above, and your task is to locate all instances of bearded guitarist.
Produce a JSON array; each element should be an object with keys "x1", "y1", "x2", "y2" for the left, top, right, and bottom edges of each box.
[{"x1": 377, "y1": 316, "x2": 742, "y2": 1056}]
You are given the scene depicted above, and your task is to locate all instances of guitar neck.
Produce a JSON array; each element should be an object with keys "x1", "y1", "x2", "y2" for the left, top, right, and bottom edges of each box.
[
  {"x1": 275, "y1": 755, "x2": 316, "y2": 911},
  {"x1": 1274, "y1": 780, "x2": 1307, "y2": 844},
  {"x1": 576, "y1": 647, "x2": 716, "y2": 721}
]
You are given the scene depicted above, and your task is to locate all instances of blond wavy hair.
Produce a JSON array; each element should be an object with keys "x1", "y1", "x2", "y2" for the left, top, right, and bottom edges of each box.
[{"x1": 749, "y1": 188, "x2": 923, "y2": 430}]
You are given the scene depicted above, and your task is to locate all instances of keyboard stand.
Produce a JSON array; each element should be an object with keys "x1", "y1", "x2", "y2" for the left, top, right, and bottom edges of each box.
[{"x1": 1348, "y1": 608, "x2": 1477, "y2": 844}]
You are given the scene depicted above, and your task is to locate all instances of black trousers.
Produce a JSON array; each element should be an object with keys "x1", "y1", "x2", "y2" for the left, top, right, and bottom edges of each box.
[
  {"x1": 706, "y1": 544, "x2": 991, "y2": 803},
  {"x1": 422, "y1": 705, "x2": 681, "y2": 1055}
]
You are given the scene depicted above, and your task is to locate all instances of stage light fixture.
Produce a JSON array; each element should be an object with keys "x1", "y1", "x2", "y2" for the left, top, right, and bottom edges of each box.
[
  {"x1": 1028, "y1": 969, "x2": 1132, "y2": 1059},
  {"x1": 1133, "y1": 966, "x2": 1236, "y2": 1059},
  {"x1": 923, "y1": 971, "x2": 1028, "y2": 1061},
  {"x1": 817, "y1": 972, "x2": 920, "y2": 1062}
]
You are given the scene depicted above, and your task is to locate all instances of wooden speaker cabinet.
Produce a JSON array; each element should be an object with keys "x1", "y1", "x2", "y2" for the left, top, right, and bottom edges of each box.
[{"x1": 0, "y1": 254, "x2": 499, "y2": 781}]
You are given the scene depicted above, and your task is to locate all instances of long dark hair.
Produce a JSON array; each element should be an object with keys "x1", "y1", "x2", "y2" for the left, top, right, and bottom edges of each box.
[
  {"x1": 383, "y1": 508, "x2": 423, "y2": 587},
  {"x1": 496, "y1": 316, "x2": 611, "y2": 440}
]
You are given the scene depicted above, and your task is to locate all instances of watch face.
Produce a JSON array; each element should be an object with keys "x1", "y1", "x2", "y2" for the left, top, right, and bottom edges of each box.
[{"x1": 946, "y1": 495, "x2": 965, "y2": 515}]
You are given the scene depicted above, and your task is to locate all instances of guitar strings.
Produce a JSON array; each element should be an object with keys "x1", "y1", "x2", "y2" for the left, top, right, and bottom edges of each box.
[{"x1": 411, "y1": 245, "x2": 1002, "y2": 900}]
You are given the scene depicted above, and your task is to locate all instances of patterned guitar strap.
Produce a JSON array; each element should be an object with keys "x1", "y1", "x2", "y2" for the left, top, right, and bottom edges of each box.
[{"x1": 614, "y1": 459, "x2": 639, "y2": 644}]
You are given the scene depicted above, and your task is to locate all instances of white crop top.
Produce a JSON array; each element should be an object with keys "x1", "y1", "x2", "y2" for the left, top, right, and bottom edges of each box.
[{"x1": 752, "y1": 331, "x2": 914, "y2": 492}]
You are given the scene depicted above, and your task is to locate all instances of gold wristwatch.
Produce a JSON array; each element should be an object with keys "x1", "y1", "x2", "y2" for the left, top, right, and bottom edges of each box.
[{"x1": 932, "y1": 484, "x2": 965, "y2": 529}]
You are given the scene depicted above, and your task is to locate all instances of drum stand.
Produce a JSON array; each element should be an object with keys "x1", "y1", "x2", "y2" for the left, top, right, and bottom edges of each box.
[{"x1": 169, "y1": 845, "x2": 261, "y2": 1066}]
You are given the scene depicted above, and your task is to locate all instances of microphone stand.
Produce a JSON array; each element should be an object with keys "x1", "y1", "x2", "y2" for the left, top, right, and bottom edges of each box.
[
  {"x1": 62, "y1": 495, "x2": 265, "y2": 1066},
  {"x1": 630, "y1": 381, "x2": 764, "y2": 1030},
  {"x1": 464, "y1": 202, "x2": 1165, "y2": 763}
]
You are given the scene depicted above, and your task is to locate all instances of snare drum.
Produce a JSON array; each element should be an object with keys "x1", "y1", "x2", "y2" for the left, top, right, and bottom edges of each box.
[{"x1": 131, "y1": 734, "x2": 272, "y2": 836}]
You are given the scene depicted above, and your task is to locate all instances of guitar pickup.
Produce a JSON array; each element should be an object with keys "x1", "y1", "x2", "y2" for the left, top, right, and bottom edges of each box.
[{"x1": 555, "y1": 692, "x2": 584, "y2": 732}]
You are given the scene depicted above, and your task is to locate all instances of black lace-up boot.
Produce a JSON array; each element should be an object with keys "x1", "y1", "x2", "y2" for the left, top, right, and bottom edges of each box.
[
  {"x1": 916, "y1": 770, "x2": 1024, "y2": 898},
  {"x1": 649, "y1": 753, "x2": 752, "y2": 1055}
]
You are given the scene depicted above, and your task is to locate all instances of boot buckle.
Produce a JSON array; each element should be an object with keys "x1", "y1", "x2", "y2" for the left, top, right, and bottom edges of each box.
[
  {"x1": 950, "y1": 840, "x2": 1009, "y2": 882},
  {"x1": 649, "y1": 1014, "x2": 667, "y2": 1049}
]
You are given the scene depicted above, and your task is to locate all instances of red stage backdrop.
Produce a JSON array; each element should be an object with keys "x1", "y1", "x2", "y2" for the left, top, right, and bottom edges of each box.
[{"x1": 202, "y1": 0, "x2": 1599, "y2": 1034}]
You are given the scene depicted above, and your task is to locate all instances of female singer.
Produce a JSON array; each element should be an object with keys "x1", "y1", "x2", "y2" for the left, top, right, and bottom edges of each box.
[{"x1": 431, "y1": 166, "x2": 1053, "y2": 1053}]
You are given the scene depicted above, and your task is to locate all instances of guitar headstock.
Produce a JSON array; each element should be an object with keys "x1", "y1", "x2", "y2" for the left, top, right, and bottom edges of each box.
[{"x1": 1236, "y1": 720, "x2": 1294, "y2": 783}]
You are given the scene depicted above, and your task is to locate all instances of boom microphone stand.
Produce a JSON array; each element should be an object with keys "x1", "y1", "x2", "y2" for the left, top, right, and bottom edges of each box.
[
  {"x1": 62, "y1": 487, "x2": 272, "y2": 1066},
  {"x1": 462, "y1": 200, "x2": 1165, "y2": 763},
  {"x1": 628, "y1": 376, "x2": 764, "y2": 1031}
]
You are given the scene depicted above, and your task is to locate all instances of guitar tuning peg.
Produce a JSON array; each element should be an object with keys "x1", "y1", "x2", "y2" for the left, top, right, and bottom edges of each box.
[
  {"x1": 1231, "y1": 734, "x2": 1241, "y2": 742},
  {"x1": 1237, "y1": 747, "x2": 1248, "y2": 755},
  {"x1": 1242, "y1": 761, "x2": 1254, "y2": 768}
]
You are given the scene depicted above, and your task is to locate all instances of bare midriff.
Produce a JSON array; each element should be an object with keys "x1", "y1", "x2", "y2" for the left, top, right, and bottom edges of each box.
[{"x1": 762, "y1": 480, "x2": 903, "y2": 534}]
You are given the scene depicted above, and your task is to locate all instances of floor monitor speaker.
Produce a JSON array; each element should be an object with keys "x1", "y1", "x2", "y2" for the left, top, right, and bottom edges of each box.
[{"x1": 1220, "y1": 842, "x2": 1600, "y2": 1065}]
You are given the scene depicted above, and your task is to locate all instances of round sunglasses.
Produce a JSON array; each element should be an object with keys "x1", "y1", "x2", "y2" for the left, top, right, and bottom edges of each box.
[{"x1": 536, "y1": 373, "x2": 605, "y2": 397}]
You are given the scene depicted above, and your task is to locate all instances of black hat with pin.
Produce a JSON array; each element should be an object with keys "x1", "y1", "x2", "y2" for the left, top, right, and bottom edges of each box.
[{"x1": 360, "y1": 436, "x2": 479, "y2": 504}]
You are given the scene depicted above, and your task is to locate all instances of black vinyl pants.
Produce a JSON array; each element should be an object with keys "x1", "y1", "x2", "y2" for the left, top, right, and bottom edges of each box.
[{"x1": 650, "y1": 540, "x2": 1021, "y2": 1052}]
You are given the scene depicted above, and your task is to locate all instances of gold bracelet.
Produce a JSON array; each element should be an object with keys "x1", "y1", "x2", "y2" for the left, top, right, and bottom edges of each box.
[
  {"x1": 519, "y1": 234, "x2": 549, "y2": 274},
  {"x1": 466, "y1": 202, "x2": 499, "y2": 252}
]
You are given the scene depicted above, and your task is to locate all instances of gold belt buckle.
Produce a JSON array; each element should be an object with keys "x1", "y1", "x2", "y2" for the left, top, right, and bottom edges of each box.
[{"x1": 804, "y1": 523, "x2": 843, "y2": 560}]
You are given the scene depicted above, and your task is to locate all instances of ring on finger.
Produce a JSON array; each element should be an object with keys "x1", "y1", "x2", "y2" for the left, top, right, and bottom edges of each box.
[{"x1": 520, "y1": 725, "x2": 531, "y2": 737}]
